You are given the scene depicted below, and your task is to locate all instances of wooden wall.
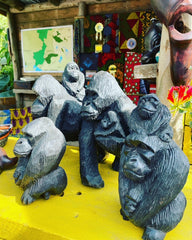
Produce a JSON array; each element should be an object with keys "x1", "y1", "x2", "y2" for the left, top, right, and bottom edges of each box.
[
  {"x1": 11, "y1": 0, "x2": 151, "y2": 81},
  {"x1": 9, "y1": 0, "x2": 151, "y2": 107}
]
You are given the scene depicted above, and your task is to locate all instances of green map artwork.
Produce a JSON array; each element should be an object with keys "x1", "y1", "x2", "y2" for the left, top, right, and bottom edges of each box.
[{"x1": 21, "y1": 25, "x2": 73, "y2": 72}]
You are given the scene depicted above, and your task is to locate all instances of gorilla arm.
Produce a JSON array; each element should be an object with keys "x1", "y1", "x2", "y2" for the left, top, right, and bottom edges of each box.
[
  {"x1": 115, "y1": 96, "x2": 136, "y2": 134},
  {"x1": 20, "y1": 131, "x2": 66, "y2": 189},
  {"x1": 79, "y1": 120, "x2": 104, "y2": 188},
  {"x1": 131, "y1": 145, "x2": 189, "y2": 227}
]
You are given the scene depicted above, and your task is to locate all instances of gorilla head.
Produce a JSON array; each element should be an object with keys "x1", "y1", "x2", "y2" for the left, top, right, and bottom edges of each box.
[
  {"x1": 137, "y1": 94, "x2": 161, "y2": 119},
  {"x1": 121, "y1": 134, "x2": 155, "y2": 182},
  {"x1": 81, "y1": 71, "x2": 125, "y2": 120},
  {"x1": 62, "y1": 62, "x2": 85, "y2": 101},
  {"x1": 32, "y1": 74, "x2": 65, "y2": 118}
]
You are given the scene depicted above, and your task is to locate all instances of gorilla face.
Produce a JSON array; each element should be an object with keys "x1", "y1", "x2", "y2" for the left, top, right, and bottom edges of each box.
[
  {"x1": 81, "y1": 71, "x2": 125, "y2": 121},
  {"x1": 63, "y1": 62, "x2": 81, "y2": 83},
  {"x1": 137, "y1": 94, "x2": 160, "y2": 120},
  {"x1": 81, "y1": 89, "x2": 103, "y2": 120},
  {"x1": 32, "y1": 95, "x2": 53, "y2": 118},
  {"x1": 121, "y1": 139, "x2": 154, "y2": 182},
  {"x1": 14, "y1": 136, "x2": 33, "y2": 158}
]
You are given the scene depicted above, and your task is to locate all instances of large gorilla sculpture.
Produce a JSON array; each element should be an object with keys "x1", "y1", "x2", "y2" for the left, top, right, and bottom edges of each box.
[
  {"x1": 79, "y1": 71, "x2": 136, "y2": 188},
  {"x1": 119, "y1": 96, "x2": 189, "y2": 240},
  {"x1": 31, "y1": 62, "x2": 85, "y2": 141},
  {"x1": 13, "y1": 117, "x2": 67, "y2": 205}
]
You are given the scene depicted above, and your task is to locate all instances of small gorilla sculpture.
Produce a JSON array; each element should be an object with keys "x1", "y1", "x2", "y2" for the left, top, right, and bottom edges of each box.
[
  {"x1": 141, "y1": 18, "x2": 162, "y2": 64},
  {"x1": 119, "y1": 134, "x2": 189, "y2": 240},
  {"x1": 13, "y1": 117, "x2": 67, "y2": 205},
  {"x1": 79, "y1": 71, "x2": 136, "y2": 188},
  {"x1": 31, "y1": 62, "x2": 85, "y2": 141},
  {"x1": 128, "y1": 94, "x2": 173, "y2": 142}
]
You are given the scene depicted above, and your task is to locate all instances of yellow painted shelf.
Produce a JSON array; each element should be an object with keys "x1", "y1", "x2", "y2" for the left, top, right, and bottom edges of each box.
[{"x1": 0, "y1": 137, "x2": 192, "y2": 240}]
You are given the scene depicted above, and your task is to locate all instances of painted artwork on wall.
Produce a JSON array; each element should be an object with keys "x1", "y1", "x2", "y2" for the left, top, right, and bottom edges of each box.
[{"x1": 21, "y1": 25, "x2": 73, "y2": 72}]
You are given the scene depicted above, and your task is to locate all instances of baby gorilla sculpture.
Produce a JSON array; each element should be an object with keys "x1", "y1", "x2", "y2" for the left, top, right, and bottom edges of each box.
[
  {"x1": 79, "y1": 71, "x2": 136, "y2": 188},
  {"x1": 13, "y1": 117, "x2": 67, "y2": 205},
  {"x1": 119, "y1": 98, "x2": 189, "y2": 239},
  {"x1": 31, "y1": 62, "x2": 85, "y2": 141},
  {"x1": 128, "y1": 94, "x2": 173, "y2": 142}
]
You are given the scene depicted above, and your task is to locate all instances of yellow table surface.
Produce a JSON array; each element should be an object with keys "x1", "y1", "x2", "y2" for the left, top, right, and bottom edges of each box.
[{"x1": 0, "y1": 137, "x2": 192, "y2": 240}]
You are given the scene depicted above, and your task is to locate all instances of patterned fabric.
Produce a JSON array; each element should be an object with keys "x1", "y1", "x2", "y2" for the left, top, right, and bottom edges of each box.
[
  {"x1": 0, "y1": 110, "x2": 11, "y2": 125},
  {"x1": 123, "y1": 52, "x2": 142, "y2": 104},
  {"x1": 10, "y1": 107, "x2": 33, "y2": 136},
  {"x1": 119, "y1": 12, "x2": 145, "y2": 53},
  {"x1": 79, "y1": 53, "x2": 99, "y2": 75},
  {"x1": 84, "y1": 14, "x2": 119, "y2": 53},
  {"x1": 149, "y1": 84, "x2": 156, "y2": 94},
  {"x1": 98, "y1": 53, "x2": 125, "y2": 88}
]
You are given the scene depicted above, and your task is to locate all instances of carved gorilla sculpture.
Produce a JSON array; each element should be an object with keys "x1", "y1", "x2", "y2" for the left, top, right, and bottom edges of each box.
[
  {"x1": 13, "y1": 117, "x2": 67, "y2": 205},
  {"x1": 79, "y1": 71, "x2": 136, "y2": 188},
  {"x1": 141, "y1": 18, "x2": 162, "y2": 64},
  {"x1": 31, "y1": 62, "x2": 85, "y2": 141},
  {"x1": 151, "y1": 0, "x2": 192, "y2": 85},
  {"x1": 128, "y1": 94, "x2": 173, "y2": 142},
  {"x1": 119, "y1": 117, "x2": 189, "y2": 239}
]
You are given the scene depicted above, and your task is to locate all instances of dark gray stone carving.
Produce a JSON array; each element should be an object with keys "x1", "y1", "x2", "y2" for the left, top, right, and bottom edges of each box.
[
  {"x1": 128, "y1": 94, "x2": 173, "y2": 142},
  {"x1": 141, "y1": 18, "x2": 162, "y2": 64},
  {"x1": 79, "y1": 71, "x2": 136, "y2": 188},
  {"x1": 31, "y1": 62, "x2": 85, "y2": 141},
  {"x1": 119, "y1": 94, "x2": 189, "y2": 240},
  {"x1": 13, "y1": 117, "x2": 67, "y2": 205}
]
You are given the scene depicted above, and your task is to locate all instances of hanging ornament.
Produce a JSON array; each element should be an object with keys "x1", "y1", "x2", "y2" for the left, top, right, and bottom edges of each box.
[
  {"x1": 127, "y1": 38, "x2": 137, "y2": 50},
  {"x1": 95, "y1": 22, "x2": 104, "y2": 41}
]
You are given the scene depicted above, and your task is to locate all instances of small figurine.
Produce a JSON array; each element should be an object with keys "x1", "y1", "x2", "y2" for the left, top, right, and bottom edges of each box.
[
  {"x1": 13, "y1": 117, "x2": 67, "y2": 205},
  {"x1": 79, "y1": 71, "x2": 135, "y2": 188}
]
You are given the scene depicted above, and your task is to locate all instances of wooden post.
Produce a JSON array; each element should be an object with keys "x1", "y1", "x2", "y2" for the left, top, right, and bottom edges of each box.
[
  {"x1": 78, "y1": 2, "x2": 86, "y2": 53},
  {"x1": 7, "y1": 11, "x2": 21, "y2": 81}
]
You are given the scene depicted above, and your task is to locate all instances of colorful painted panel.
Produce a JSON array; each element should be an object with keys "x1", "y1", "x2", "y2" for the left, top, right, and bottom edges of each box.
[
  {"x1": 84, "y1": 14, "x2": 119, "y2": 53},
  {"x1": 98, "y1": 53, "x2": 125, "y2": 88},
  {"x1": 123, "y1": 52, "x2": 142, "y2": 104}
]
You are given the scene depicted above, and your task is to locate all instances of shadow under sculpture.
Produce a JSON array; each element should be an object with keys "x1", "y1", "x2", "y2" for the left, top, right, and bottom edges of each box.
[
  {"x1": 13, "y1": 117, "x2": 67, "y2": 205},
  {"x1": 79, "y1": 71, "x2": 136, "y2": 188},
  {"x1": 119, "y1": 94, "x2": 189, "y2": 240},
  {"x1": 31, "y1": 62, "x2": 85, "y2": 141}
]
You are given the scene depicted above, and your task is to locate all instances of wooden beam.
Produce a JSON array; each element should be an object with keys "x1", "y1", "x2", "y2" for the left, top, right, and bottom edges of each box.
[
  {"x1": 12, "y1": 0, "x2": 25, "y2": 11},
  {"x1": 10, "y1": 0, "x2": 151, "y2": 13},
  {"x1": 48, "y1": 0, "x2": 61, "y2": 6},
  {"x1": 7, "y1": 12, "x2": 21, "y2": 81},
  {"x1": 134, "y1": 64, "x2": 158, "y2": 79},
  {"x1": 0, "y1": 2, "x2": 9, "y2": 13},
  {"x1": 88, "y1": 0, "x2": 151, "y2": 15}
]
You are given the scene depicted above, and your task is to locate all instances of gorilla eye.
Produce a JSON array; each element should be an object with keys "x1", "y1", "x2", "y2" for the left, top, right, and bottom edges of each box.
[{"x1": 140, "y1": 98, "x2": 146, "y2": 104}]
